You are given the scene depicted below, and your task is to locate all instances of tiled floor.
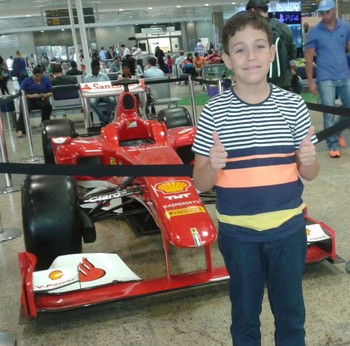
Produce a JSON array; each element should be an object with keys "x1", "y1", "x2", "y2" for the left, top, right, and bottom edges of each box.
[{"x1": 0, "y1": 81, "x2": 350, "y2": 346}]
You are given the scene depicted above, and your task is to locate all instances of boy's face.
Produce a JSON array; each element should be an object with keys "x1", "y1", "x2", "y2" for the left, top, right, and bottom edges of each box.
[{"x1": 222, "y1": 26, "x2": 275, "y2": 86}]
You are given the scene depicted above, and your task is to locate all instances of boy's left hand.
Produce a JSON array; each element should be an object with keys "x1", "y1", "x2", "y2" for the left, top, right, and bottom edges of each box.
[{"x1": 299, "y1": 126, "x2": 316, "y2": 166}]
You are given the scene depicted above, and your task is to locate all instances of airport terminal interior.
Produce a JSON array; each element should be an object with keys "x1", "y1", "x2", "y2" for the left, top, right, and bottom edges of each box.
[
  {"x1": 0, "y1": 0, "x2": 350, "y2": 345},
  {"x1": 0, "y1": 76, "x2": 350, "y2": 346}
]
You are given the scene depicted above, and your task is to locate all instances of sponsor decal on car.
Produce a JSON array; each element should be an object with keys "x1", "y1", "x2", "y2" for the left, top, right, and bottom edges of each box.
[
  {"x1": 165, "y1": 206, "x2": 206, "y2": 219},
  {"x1": 154, "y1": 180, "x2": 190, "y2": 194}
]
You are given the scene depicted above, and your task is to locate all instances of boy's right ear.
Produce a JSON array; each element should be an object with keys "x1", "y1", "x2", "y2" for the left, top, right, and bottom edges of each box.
[{"x1": 221, "y1": 52, "x2": 232, "y2": 70}]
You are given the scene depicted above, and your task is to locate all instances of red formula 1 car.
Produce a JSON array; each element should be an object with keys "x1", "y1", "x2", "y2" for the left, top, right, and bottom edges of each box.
[{"x1": 18, "y1": 80, "x2": 336, "y2": 320}]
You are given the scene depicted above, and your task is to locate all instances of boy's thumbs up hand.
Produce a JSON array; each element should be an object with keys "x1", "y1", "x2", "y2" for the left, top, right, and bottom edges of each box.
[
  {"x1": 299, "y1": 126, "x2": 316, "y2": 166},
  {"x1": 209, "y1": 131, "x2": 228, "y2": 170}
]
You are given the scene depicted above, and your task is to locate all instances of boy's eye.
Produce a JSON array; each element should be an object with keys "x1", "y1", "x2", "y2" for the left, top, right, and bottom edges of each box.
[{"x1": 235, "y1": 48, "x2": 245, "y2": 54}]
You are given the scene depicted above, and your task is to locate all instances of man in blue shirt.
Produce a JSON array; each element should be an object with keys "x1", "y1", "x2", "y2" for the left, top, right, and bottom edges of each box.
[
  {"x1": 84, "y1": 59, "x2": 116, "y2": 125},
  {"x1": 16, "y1": 65, "x2": 52, "y2": 137},
  {"x1": 305, "y1": 0, "x2": 350, "y2": 158}
]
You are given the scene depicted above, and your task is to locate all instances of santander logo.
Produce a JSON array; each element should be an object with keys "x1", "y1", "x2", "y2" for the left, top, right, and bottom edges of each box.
[{"x1": 81, "y1": 81, "x2": 115, "y2": 91}]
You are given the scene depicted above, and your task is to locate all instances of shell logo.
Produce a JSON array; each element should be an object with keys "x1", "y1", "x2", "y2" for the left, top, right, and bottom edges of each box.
[
  {"x1": 48, "y1": 270, "x2": 63, "y2": 280},
  {"x1": 155, "y1": 180, "x2": 189, "y2": 194},
  {"x1": 306, "y1": 228, "x2": 310, "y2": 236}
]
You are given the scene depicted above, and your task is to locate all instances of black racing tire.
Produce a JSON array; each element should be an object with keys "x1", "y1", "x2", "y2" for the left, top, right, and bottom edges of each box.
[
  {"x1": 22, "y1": 175, "x2": 83, "y2": 270},
  {"x1": 41, "y1": 119, "x2": 76, "y2": 164},
  {"x1": 157, "y1": 107, "x2": 193, "y2": 129}
]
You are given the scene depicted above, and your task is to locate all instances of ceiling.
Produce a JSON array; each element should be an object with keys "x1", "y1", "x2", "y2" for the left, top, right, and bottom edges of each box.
[{"x1": 0, "y1": 0, "x2": 244, "y2": 34}]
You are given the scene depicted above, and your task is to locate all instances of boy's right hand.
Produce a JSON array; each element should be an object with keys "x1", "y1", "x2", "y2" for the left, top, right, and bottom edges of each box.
[{"x1": 209, "y1": 131, "x2": 227, "y2": 170}]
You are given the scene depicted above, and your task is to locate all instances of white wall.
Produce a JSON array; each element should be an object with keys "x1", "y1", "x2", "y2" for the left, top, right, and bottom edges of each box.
[{"x1": 0, "y1": 32, "x2": 36, "y2": 62}]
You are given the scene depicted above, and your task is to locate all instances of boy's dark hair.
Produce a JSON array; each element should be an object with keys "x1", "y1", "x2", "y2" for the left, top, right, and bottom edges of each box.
[
  {"x1": 222, "y1": 11, "x2": 272, "y2": 55},
  {"x1": 52, "y1": 64, "x2": 63, "y2": 74},
  {"x1": 147, "y1": 57, "x2": 157, "y2": 66},
  {"x1": 91, "y1": 59, "x2": 100, "y2": 69},
  {"x1": 70, "y1": 60, "x2": 77, "y2": 68}
]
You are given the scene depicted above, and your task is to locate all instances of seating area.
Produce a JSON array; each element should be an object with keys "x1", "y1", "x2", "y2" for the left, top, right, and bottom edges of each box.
[{"x1": 145, "y1": 77, "x2": 182, "y2": 111}]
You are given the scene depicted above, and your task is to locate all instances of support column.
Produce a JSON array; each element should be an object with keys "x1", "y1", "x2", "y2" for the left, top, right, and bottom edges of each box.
[
  {"x1": 75, "y1": 0, "x2": 91, "y2": 74},
  {"x1": 68, "y1": 0, "x2": 80, "y2": 67},
  {"x1": 211, "y1": 11, "x2": 224, "y2": 49}
]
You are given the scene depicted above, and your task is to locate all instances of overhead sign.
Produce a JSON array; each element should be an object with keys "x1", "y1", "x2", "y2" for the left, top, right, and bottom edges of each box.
[{"x1": 45, "y1": 7, "x2": 95, "y2": 26}]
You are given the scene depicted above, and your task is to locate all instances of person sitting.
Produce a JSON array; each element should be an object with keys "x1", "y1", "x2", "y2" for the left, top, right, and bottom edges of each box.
[
  {"x1": 182, "y1": 53, "x2": 197, "y2": 79},
  {"x1": 193, "y1": 52, "x2": 206, "y2": 77},
  {"x1": 207, "y1": 48, "x2": 224, "y2": 64},
  {"x1": 84, "y1": 59, "x2": 116, "y2": 125},
  {"x1": 109, "y1": 56, "x2": 121, "y2": 73},
  {"x1": 66, "y1": 60, "x2": 83, "y2": 76},
  {"x1": 16, "y1": 65, "x2": 53, "y2": 138},
  {"x1": 51, "y1": 64, "x2": 77, "y2": 85},
  {"x1": 143, "y1": 57, "x2": 165, "y2": 78},
  {"x1": 118, "y1": 61, "x2": 135, "y2": 80}
]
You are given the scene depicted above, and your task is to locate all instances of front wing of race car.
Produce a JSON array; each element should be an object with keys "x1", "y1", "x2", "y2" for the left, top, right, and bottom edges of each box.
[{"x1": 18, "y1": 209, "x2": 336, "y2": 320}]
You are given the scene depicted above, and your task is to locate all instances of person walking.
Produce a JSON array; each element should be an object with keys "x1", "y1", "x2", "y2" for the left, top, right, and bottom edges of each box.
[
  {"x1": 12, "y1": 50, "x2": 28, "y2": 85},
  {"x1": 305, "y1": 0, "x2": 350, "y2": 158},
  {"x1": 192, "y1": 11, "x2": 319, "y2": 345}
]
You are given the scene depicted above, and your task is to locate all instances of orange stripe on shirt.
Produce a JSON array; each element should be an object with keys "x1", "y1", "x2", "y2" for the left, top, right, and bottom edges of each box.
[
  {"x1": 216, "y1": 163, "x2": 298, "y2": 188},
  {"x1": 226, "y1": 152, "x2": 295, "y2": 163}
]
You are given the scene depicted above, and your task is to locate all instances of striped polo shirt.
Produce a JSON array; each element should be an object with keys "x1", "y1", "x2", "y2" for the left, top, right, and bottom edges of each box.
[{"x1": 193, "y1": 85, "x2": 316, "y2": 241}]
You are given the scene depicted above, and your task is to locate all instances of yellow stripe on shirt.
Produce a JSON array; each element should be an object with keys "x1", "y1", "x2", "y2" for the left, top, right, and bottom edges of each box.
[{"x1": 216, "y1": 202, "x2": 306, "y2": 231}]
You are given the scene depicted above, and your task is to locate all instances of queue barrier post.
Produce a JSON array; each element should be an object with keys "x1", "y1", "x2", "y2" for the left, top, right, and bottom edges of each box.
[
  {"x1": 186, "y1": 75, "x2": 198, "y2": 126},
  {"x1": 20, "y1": 91, "x2": 43, "y2": 163},
  {"x1": 0, "y1": 208, "x2": 21, "y2": 243},
  {"x1": 0, "y1": 332, "x2": 16, "y2": 346},
  {"x1": 0, "y1": 108, "x2": 20, "y2": 194}
]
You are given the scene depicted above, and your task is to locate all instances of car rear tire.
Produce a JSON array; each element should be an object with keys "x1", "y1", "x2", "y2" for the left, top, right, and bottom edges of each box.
[
  {"x1": 42, "y1": 119, "x2": 76, "y2": 164},
  {"x1": 157, "y1": 107, "x2": 193, "y2": 129}
]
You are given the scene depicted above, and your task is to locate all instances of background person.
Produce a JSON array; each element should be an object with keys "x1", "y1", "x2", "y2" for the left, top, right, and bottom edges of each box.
[
  {"x1": 0, "y1": 55, "x2": 10, "y2": 95},
  {"x1": 51, "y1": 64, "x2": 77, "y2": 85},
  {"x1": 66, "y1": 60, "x2": 83, "y2": 76},
  {"x1": 192, "y1": 11, "x2": 319, "y2": 345},
  {"x1": 109, "y1": 56, "x2": 121, "y2": 73},
  {"x1": 154, "y1": 46, "x2": 166, "y2": 73},
  {"x1": 84, "y1": 59, "x2": 116, "y2": 125},
  {"x1": 16, "y1": 65, "x2": 52, "y2": 138},
  {"x1": 143, "y1": 57, "x2": 164, "y2": 78},
  {"x1": 246, "y1": 0, "x2": 297, "y2": 90},
  {"x1": 12, "y1": 50, "x2": 28, "y2": 85},
  {"x1": 305, "y1": 0, "x2": 350, "y2": 158},
  {"x1": 132, "y1": 44, "x2": 144, "y2": 71}
]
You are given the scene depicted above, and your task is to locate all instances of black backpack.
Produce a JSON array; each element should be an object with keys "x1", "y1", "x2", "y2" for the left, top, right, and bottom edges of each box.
[{"x1": 268, "y1": 18, "x2": 290, "y2": 82}]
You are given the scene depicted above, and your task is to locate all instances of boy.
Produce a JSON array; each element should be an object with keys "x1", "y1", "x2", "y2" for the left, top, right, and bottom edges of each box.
[{"x1": 192, "y1": 11, "x2": 319, "y2": 345}]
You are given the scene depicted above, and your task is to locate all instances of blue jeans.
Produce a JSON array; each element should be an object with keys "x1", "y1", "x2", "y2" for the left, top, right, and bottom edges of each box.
[
  {"x1": 317, "y1": 79, "x2": 350, "y2": 150},
  {"x1": 89, "y1": 96, "x2": 116, "y2": 123},
  {"x1": 218, "y1": 225, "x2": 307, "y2": 346}
]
